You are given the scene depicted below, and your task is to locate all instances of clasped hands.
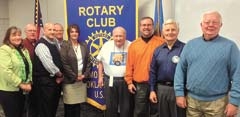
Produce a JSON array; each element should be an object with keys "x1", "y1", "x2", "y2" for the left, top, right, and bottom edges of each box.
[{"x1": 19, "y1": 83, "x2": 31, "y2": 92}]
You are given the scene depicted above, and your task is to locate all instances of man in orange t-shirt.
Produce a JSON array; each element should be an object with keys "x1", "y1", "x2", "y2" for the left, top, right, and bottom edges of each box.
[{"x1": 125, "y1": 17, "x2": 165, "y2": 117}]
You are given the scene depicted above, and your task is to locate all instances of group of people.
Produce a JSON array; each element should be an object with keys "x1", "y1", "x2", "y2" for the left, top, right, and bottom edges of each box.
[
  {"x1": 98, "y1": 10, "x2": 240, "y2": 117},
  {"x1": 0, "y1": 23, "x2": 91, "y2": 117},
  {"x1": 0, "y1": 10, "x2": 239, "y2": 117}
]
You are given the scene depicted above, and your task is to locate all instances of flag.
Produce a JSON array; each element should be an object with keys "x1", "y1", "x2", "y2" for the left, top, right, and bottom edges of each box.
[
  {"x1": 34, "y1": 0, "x2": 43, "y2": 39},
  {"x1": 154, "y1": 0, "x2": 164, "y2": 37}
]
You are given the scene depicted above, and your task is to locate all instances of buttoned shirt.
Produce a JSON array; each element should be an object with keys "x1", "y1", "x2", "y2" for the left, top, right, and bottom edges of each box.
[{"x1": 149, "y1": 40, "x2": 185, "y2": 91}]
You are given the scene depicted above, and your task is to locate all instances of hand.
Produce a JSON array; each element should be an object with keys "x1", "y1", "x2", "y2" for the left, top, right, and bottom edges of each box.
[
  {"x1": 128, "y1": 84, "x2": 136, "y2": 94},
  {"x1": 55, "y1": 72, "x2": 63, "y2": 78},
  {"x1": 56, "y1": 77, "x2": 63, "y2": 84},
  {"x1": 149, "y1": 91, "x2": 158, "y2": 103},
  {"x1": 25, "y1": 83, "x2": 32, "y2": 92},
  {"x1": 98, "y1": 77, "x2": 104, "y2": 88},
  {"x1": 19, "y1": 83, "x2": 32, "y2": 92},
  {"x1": 176, "y1": 96, "x2": 187, "y2": 108},
  {"x1": 77, "y1": 74, "x2": 85, "y2": 81},
  {"x1": 224, "y1": 103, "x2": 238, "y2": 117}
]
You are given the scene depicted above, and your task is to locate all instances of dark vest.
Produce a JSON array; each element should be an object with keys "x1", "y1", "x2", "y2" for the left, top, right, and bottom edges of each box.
[{"x1": 33, "y1": 38, "x2": 63, "y2": 79}]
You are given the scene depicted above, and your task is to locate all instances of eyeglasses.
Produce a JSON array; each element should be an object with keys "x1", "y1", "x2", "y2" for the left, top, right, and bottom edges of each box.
[
  {"x1": 141, "y1": 24, "x2": 153, "y2": 27},
  {"x1": 55, "y1": 30, "x2": 64, "y2": 32},
  {"x1": 27, "y1": 30, "x2": 37, "y2": 32},
  {"x1": 203, "y1": 21, "x2": 220, "y2": 25}
]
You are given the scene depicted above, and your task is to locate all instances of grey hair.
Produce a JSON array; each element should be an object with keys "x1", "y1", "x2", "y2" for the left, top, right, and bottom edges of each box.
[
  {"x1": 201, "y1": 10, "x2": 222, "y2": 23},
  {"x1": 162, "y1": 19, "x2": 179, "y2": 30}
]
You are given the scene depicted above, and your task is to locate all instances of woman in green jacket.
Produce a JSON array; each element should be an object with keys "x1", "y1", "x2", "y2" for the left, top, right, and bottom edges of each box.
[{"x1": 0, "y1": 26, "x2": 32, "y2": 117}]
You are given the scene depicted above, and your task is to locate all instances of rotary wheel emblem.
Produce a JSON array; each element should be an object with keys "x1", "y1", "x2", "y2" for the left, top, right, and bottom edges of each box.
[{"x1": 85, "y1": 30, "x2": 112, "y2": 66}]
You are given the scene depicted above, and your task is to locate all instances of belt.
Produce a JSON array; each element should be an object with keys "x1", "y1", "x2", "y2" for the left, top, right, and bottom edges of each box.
[
  {"x1": 133, "y1": 81, "x2": 149, "y2": 84},
  {"x1": 157, "y1": 81, "x2": 173, "y2": 86},
  {"x1": 104, "y1": 74, "x2": 124, "y2": 80}
]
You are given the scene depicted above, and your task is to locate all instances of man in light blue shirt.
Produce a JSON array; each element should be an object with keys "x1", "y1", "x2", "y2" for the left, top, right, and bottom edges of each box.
[{"x1": 174, "y1": 11, "x2": 240, "y2": 117}]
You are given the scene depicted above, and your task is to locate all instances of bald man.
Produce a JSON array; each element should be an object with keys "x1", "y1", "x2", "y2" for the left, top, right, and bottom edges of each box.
[
  {"x1": 33, "y1": 22, "x2": 63, "y2": 117},
  {"x1": 23, "y1": 24, "x2": 37, "y2": 61},
  {"x1": 97, "y1": 26, "x2": 132, "y2": 117}
]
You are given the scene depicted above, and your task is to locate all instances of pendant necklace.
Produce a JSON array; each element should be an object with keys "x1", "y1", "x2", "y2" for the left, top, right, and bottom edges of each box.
[{"x1": 73, "y1": 43, "x2": 79, "y2": 53}]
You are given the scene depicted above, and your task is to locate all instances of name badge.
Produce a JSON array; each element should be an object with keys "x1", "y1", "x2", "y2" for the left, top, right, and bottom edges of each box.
[
  {"x1": 172, "y1": 56, "x2": 180, "y2": 63},
  {"x1": 109, "y1": 76, "x2": 113, "y2": 87}
]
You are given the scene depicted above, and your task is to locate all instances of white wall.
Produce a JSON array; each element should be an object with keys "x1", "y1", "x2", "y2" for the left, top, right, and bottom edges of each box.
[
  {"x1": 138, "y1": 0, "x2": 175, "y2": 21},
  {"x1": 139, "y1": 0, "x2": 240, "y2": 47},
  {"x1": 138, "y1": 0, "x2": 155, "y2": 19},
  {"x1": 175, "y1": 0, "x2": 240, "y2": 47},
  {"x1": 9, "y1": 0, "x2": 34, "y2": 30},
  {"x1": 0, "y1": 0, "x2": 8, "y2": 17},
  {"x1": 0, "y1": 0, "x2": 9, "y2": 44},
  {"x1": 8, "y1": 0, "x2": 65, "y2": 38}
]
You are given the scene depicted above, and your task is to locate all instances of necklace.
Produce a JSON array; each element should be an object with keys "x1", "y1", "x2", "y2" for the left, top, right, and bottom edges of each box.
[{"x1": 73, "y1": 44, "x2": 79, "y2": 53}]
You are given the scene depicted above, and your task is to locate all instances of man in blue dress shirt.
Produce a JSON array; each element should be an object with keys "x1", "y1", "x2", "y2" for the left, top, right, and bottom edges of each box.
[{"x1": 149, "y1": 19, "x2": 185, "y2": 117}]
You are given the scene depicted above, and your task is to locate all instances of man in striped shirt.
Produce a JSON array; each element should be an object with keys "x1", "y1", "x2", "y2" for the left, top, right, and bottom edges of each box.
[{"x1": 33, "y1": 22, "x2": 63, "y2": 117}]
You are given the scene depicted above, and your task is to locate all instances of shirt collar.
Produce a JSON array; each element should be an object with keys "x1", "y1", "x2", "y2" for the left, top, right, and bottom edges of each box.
[
  {"x1": 43, "y1": 36, "x2": 57, "y2": 44},
  {"x1": 202, "y1": 34, "x2": 219, "y2": 41},
  {"x1": 141, "y1": 35, "x2": 154, "y2": 43},
  {"x1": 163, "y1": 39, "x2": 181, "y2": 49},
  {"x1": 25, "y1": 38, "x2": 36, "y2": 44}
]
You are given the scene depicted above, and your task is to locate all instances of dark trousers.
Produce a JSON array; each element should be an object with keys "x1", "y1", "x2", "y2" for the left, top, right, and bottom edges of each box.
[
  {"x1": 26, "y1": 85, "x2": 38, "y2": 117},
  {"x1": 35, "y1": 77, "x2": 61, "y2": 117},
  {"x1": 104, "y1": 77, "x2": 133, "y2": 117},
  {"x1": 64, "y1": 103, "x2": 81, "y2": 117},
  {"x1": 152, "y1": 84, "x2": 186, "y2": 117},
  {"x1": 0, "y1": 90, "x2": 24, "y2": 117},
  {"x1": 134, "y1": 82, "x2": 150, "y2": 117}
]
